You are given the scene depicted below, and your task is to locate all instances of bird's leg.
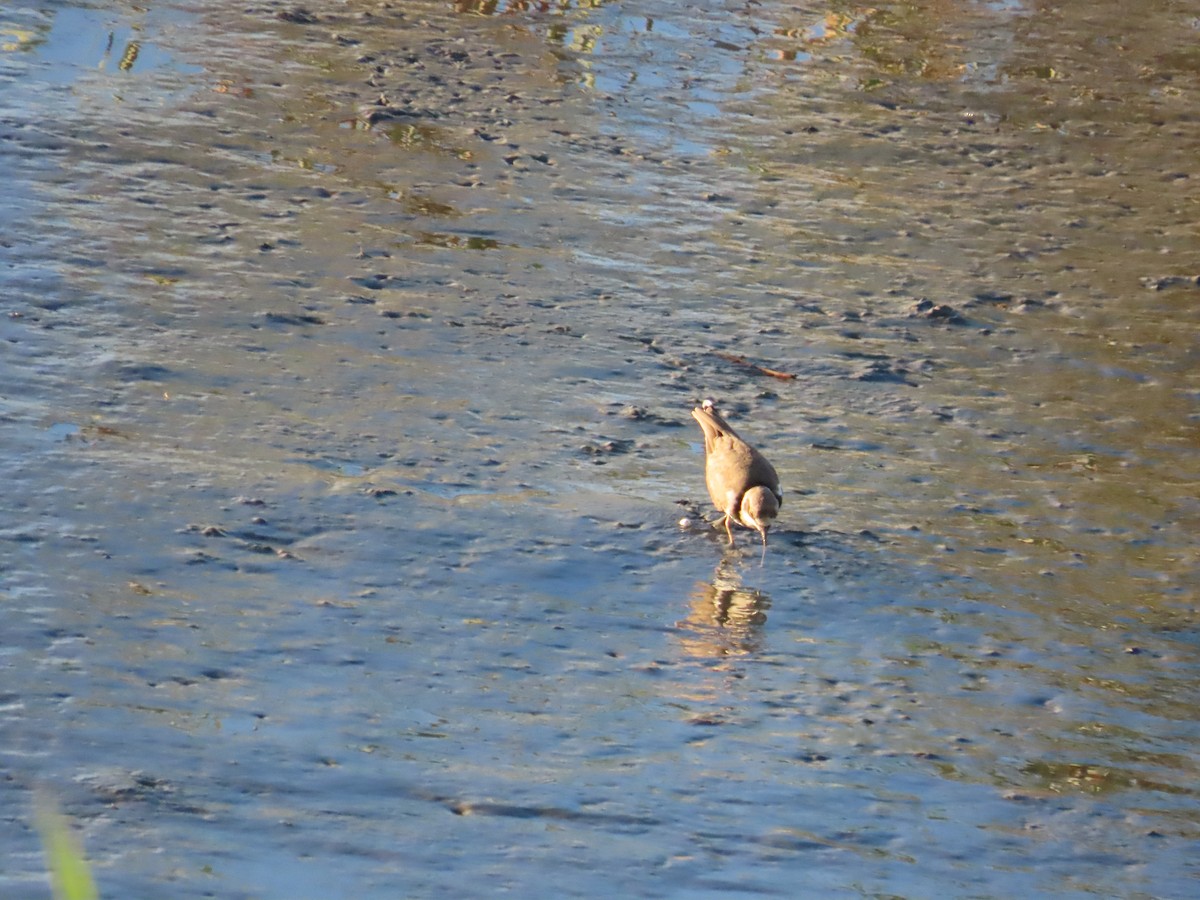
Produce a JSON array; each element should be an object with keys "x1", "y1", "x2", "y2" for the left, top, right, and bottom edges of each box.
[
  {"x1": 758, "y1": 528, "x2": 768, "y2": 565},
  {"x1": 723, "y1": 515, "x2": 736, "y2": 546}
]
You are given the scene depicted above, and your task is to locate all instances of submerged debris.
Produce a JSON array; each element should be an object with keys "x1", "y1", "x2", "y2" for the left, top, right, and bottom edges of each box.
[
  {"x1": 711, "y1": 351, "x2": 796, "y2": 380},
  {"x1": 580, "y1": 438, "x2": 635, "y2": 456},
  {"x1": 277, "y1": 8, "x2": 318, "y2": 25},
  {"x1": 1139, "y1": 274, "x2": 1200, "y2": 291},
  {"x1": 908, "y1": 298, "x2": 964, "y2": 323}
]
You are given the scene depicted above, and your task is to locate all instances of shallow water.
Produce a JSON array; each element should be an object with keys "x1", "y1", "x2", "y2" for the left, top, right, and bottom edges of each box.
[{"x1": 2, "y1": 0, "x2": 1198, "y2": 897}]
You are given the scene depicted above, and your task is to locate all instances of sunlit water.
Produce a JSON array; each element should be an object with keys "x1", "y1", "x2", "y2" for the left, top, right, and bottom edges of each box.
[{"x1": 2, "y1": 1, "x2": 1197, "y2": 897}]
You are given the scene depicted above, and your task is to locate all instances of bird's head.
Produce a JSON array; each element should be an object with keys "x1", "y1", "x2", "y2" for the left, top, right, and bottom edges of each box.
[{"x1": 740, "y1": 485, "x2": 780, "y2": 545}]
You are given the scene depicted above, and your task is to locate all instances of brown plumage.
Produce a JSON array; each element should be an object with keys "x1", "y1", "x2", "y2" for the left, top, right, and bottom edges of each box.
[{"x1": 691, "y1": 399, "x2": 782, "y2": 556}]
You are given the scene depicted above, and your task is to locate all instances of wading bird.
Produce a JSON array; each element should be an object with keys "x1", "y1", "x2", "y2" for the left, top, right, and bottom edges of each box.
[{"x1": 691, "y1": 399, "x2": 782, "y2": 560}]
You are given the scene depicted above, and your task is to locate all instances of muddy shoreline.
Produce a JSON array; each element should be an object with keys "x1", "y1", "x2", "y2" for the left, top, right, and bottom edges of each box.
[{"x1": 2, "y1": 1, "x2": 1197, "y2": 897}]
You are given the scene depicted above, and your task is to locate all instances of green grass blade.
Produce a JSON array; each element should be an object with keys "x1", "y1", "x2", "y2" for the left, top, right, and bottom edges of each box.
[{"x1": 35, "y1": 800, "x2": 99, "y2": 900}]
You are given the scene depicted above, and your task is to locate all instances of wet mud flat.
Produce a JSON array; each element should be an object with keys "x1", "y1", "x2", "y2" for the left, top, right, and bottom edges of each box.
[{"x1": 1, "y1": 0, "x2": 1198, "y2": 897}]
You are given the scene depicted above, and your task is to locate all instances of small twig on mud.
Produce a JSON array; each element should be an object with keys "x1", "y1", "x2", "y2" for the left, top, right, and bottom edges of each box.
[{"x1": 711, "y1": 351, "x2": 796, "y2": 381}]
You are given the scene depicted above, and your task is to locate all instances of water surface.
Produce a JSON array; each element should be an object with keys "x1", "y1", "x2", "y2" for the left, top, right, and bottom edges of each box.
[{"x1": 1, "y1": 1, "x2": 1197, "y2": 897}]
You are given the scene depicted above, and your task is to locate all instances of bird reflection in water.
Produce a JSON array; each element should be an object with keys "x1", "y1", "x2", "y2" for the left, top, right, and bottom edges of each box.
[{"x1": 675, "y1": 560, "x2": 772, "y2": 659}]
